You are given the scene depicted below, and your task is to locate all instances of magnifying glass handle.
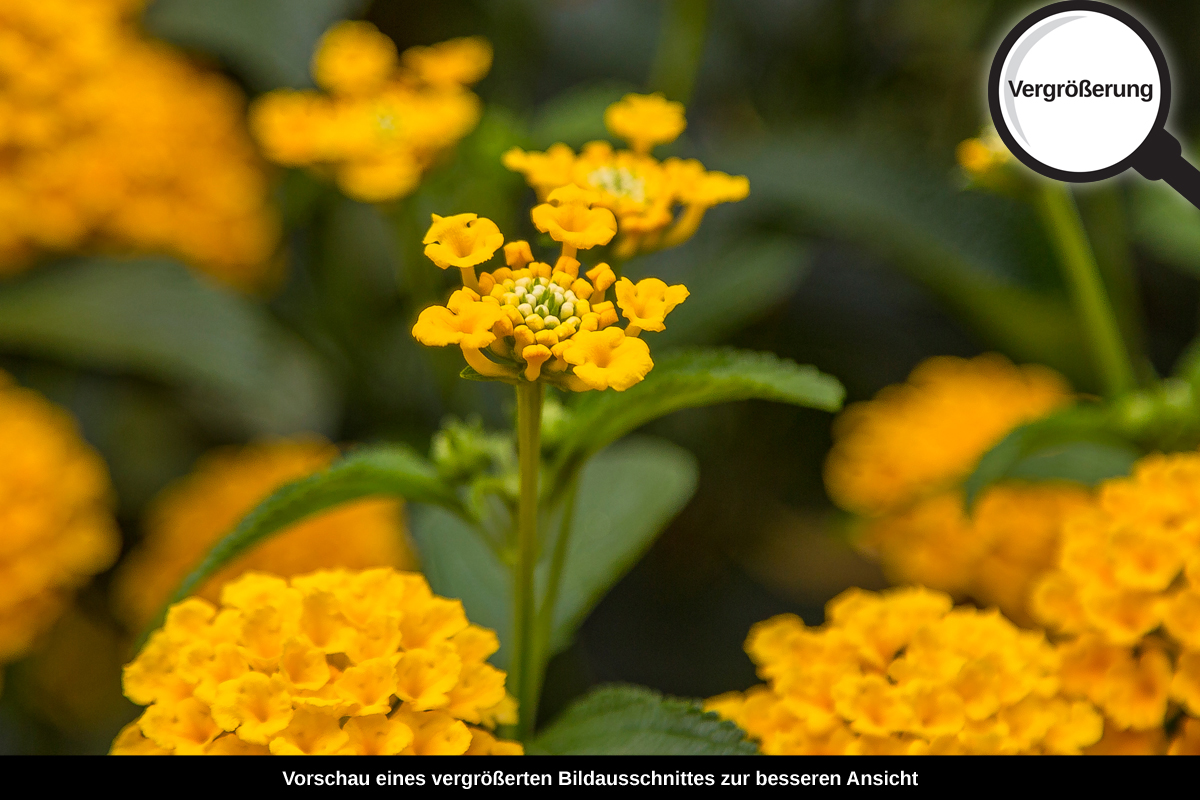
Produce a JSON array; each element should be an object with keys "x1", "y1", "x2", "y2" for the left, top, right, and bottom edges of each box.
[{"x1": 1133, "y1": 129, "x2": 1200, "y2": 211}]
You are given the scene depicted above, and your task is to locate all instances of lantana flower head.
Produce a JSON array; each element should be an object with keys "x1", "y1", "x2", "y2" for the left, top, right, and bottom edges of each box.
[
  {"x1": 111, "y1": 568, "x2": 521, "y2": 755},
  {"x1": 0, "y1": 371, "x2": 120, "y2": 663},
  {"x1": 1029, "y1": 452, "x2": 1200, "y2": 752},
  {"x1": 112, "y1": 438, "x2": 414, "y2": 631},
  {"x1": 411, "y1": 199, "x2": 686, "y2": 391},
  {"x1": 707, "y1": 587, "x2": 1103, "y2": 755},
  {"x1": 503, "y1": 93, "x2": 748, "y2": 258},
  {"x1": 251, "y1": 22, "x2": 490, "y2": 203},
  {"x1": 0, "y1": 0, "x2": 279, "y2": 290}
]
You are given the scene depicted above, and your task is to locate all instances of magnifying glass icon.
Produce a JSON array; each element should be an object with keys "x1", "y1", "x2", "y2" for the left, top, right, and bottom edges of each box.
[{"x1": 990, "y1": 0, "x2": 1200, "y2": 209}]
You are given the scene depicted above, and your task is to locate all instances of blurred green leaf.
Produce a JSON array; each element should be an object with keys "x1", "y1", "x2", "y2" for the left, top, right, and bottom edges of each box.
[
  {"x1": 1130, "y1": 180, "x2": 1200, "y2": 278},
  {"x1": 630, "y1": 236, "x2": 810, "y2": 348},
  {"x1": 529, "y1": 83, "x2": 635, "y2": 149},
  {"x1": 551, "y1": 348, "x2": 843, "y2": 488},
  {"x1": 962, "y1": 405, "x2": 1131, "y2": 507},
  {"x1": 530, "y1": 684, "x2": 758, "y2": 755},
  {"x1": 548, "y1": 437, "x2": 697, "y2": 654},
  {"x1": 727, "y1": 134, "x2": 1092, "y2": 385},
  {"x1": 411, "y1": 437, "x2": 697, "y2": 670},
  {"x1": 141, "y1": 444, "x2": 459, "y2": 644},
  {"x1": 0, "y1": 257, "x2": 337, "y2": 436},
  {"x1": 144, "y1": 0, "x2": 367, "y2": 90}
]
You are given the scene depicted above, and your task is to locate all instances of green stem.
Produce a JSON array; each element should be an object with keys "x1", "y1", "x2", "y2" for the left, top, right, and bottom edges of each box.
[
  {"x1": 1036, "y1": 182, "x2": 1137, "y2": 397},
  {"x1": 526, "y1": 473, "x2": 581, "y2": 720},
  {"x1": 512, "y1": 380, "x2": 543, "y2": 740}
]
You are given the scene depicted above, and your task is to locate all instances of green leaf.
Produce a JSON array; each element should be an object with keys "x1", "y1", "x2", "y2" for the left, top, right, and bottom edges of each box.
[
  {"x1": 0, "y1": 257, "x2": 337, "y2": 436},
  {"x1": 144, "y1": 0, "x2": 367, "y2": 91},
  {"x1": 141, "y1": 444, "x2": 459, "y2": 643},
  {"x1": 629, "y1": 236, "x2": 810, "y2": 349},
  {"x1": 552, "y1": 348, "x2": 843, "y2": 483},
  {"x1": 548, "y1": 437, "x2": 697, "y2": 654},
  {"x1": 410, "y1": 437, "x2": 697, "y2": 670},
  {"x1": 529, "y1": 83, "x2": 636, "y2": 149},
  {"x1": 530, "y1": 685, "x2": 758, "y2": 755},
  {"x1": 1130, "y1": 180, "x2": 1200, "y2": 278},
  {"x1": 726, "y1": 134, "x2": 1092, "y2": 386},
  {"x1": 962, "y1": 405, "x2": 1133, "y2": 507}
]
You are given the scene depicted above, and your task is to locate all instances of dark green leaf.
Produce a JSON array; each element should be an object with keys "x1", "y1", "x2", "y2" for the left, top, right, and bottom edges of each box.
[
  {"x1": 963, "y1": 405, "x2": 1129, "y2": 508},
  {"x1": 0, "y1": 257, "x2": 337, "y2": 436},
  {"x1": 726, "y1": 134, "x2": 1091, "y2": 386},
  {"x1": 531, "y1": 684, "x2": 758, "y2": 755},
  {"x1": 548, "y1": 437, "x2": 697, "y2": 654},
  {"x1": 410, "y1": 437, "x2": 697, "y2": 670},
  {"x1": 141, "y1": 444, "x2": 459, "y2": 643},
  {"x1": 144, "y1": 0, "x2": 367, "y2": 90},
  {"x1": 629, "y1": 236, "x2": 810, "y2": 349},
  {"x1": 1130, "y1": 180, "x2": 1200, "y2": 278},
  {"x1": 529, "y1": 83, "x2": 636, "y2": 149},
  {"x1": 552, "y1": 348, "x2": 843, "y2": 483}
]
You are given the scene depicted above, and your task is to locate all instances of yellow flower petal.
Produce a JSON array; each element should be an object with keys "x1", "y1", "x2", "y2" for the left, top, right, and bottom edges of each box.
[
  {"x1": 604, "y1": 92, "x2": 686, "y2": 153},
  {"x1": 423, "y1": 213, "x2": 505, "y2": 270},
  {"x1": 560, "y1": 327, "x2": 654, "y2": 391},
  {"x1": 614, "y1": 277, "x2": 689, "y2": 332}
]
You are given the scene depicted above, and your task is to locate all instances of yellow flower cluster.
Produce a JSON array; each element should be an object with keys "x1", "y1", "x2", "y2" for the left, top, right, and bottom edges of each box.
[
  {"x1": 113, "y1": 438, "x2": 415, "y2": 632},
  {"x1": 503, "y1": 93, "x2": 749, "y2": 259},
  {"x1": 823, "y1": 354, "x2": 1077, "y2": 622},
  {"x1": 0, "y1": 371, "x2": 119, "y2": 663},
  {"x1": 112, "y1": 568, "x2": 521, "y2": 755},
  {"x1": 251, "y1": 22, "x2": 490, "y2": 203},
  {"x1": 412, "y1": 193, "x2": 688, "y2": 391},
  {"x1": 0, "y1": 0, "x2": 279, "y2": 290},
  {"x1": 1031, "y1": 453, "x2": 1200, "y2": 753},
  {"x1": 707, "y1": 587, "x2": 1103, "y2": 755}
]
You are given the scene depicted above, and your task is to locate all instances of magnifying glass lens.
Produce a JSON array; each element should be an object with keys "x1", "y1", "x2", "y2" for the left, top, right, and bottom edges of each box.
[{"x1": 998, "y1": 10, "x2": 1162, "y2": 174}]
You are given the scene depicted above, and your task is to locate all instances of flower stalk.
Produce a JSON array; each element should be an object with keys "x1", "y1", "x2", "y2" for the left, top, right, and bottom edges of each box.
[
  {"x1": 512, "y1": 378, "x2": 543, "y2": 739},
  {"x1": 1037, "y1": 182, "x2": 1137, "y2": 397}
]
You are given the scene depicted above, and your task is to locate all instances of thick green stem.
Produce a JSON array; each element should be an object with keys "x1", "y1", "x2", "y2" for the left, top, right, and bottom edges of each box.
[
  {"x1": 525, "y1": 473, "x2": 581, "y2": 723},
  {"x1": 512, "y1": 380, "x2": 543, "y2": 739},
  {"x1": 1037, "y1": 183, "x2": 1138, "y2": 397}
]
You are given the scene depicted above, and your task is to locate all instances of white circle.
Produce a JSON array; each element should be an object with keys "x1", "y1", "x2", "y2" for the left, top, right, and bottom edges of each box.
[{"x1": 998, "y1": 10, "x2": 1162, "y2": 174}]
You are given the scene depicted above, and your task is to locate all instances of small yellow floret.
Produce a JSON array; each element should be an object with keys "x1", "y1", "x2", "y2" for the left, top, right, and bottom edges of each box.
[
  {"x1": 423, "y1": 213, "x2": 505, "y2": 270},
  {"x1": 604, "y1": 93, "x2": 686, "y2": 154},
  {"x1": 614, "y1": 277, "x2": 689, "y2": 333}
]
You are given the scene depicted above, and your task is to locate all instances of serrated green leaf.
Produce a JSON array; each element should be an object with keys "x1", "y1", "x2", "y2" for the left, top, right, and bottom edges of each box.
[
  {"x1": 531, "y1": 684, "x2": 758, "y2": 755},
  {"x1": 0, "y1": 257, "x2": 337, "y2": 436},
  {"x1": 141, "y1": 444, "x2": 459, "y2": 644},
  {"x1": 410, "y1": 438, "x2": 697, "y2": 670},
  {"x1": 144, "y1": 0, "x2": 367, "y2": 91},
  {"x1": 551, "y1": 348, "x2": 842, "y2": 486},
  {"x1": 963, "y1": 405, "x2": 1130, "y2": 508}
]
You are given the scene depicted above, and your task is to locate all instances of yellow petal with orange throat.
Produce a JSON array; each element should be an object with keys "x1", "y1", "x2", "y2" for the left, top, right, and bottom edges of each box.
[
  {"x1": 561, "y1": 327, "x2": 654, "y2": 391},
  {"x1": 615, "y1": 277, "x2": 689, "y2": 332},
  {"x1": 412, "y1": 301, "x2": 505, "y2": 349},
  {"x1": 422, "y1": 213, "x2": 505, "y2": 269}
]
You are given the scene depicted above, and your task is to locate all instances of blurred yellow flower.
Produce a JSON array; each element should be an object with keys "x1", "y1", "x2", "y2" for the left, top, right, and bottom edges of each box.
[
  {"x1": 825, "y1": 354, "x2": 1072, "y2": 518},
  {"x1": 0, "y1": 0, "x2": 279, "y2": 290},
  {"x1": 707, "y1": 587, "x2": 1103, "y2": 755},
  {"x1": 957, "y1": 128, "x2": 1013, "y2": 179},
  {"x1": 251, "y1": 23, "x2": 488, "y2": 203},
  {"x1": 111, "y1": 569, "x2": 521, "y2": 754},
  {"x1": 604, "y1": 92, "x2": 686, "y2": 154},
  {"x1": 503, "y1": 93, "x2": 748, "y2": 258},
  {"x1": 112, "y1": 438, "x2": 414, "y2": 632},
  {"x1": 1029, "y1": 452, "x2": 1200, "y2": 748},
  {"x1": 0, "y1": 372, "x2": 119, "y2": 664},
  {"x1": 860, "y1": 483, "x2": 1091, "y2": 624}
]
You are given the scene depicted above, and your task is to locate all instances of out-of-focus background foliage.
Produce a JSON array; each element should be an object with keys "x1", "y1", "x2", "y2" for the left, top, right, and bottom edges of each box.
[{"x1": 6, "y1": 0, "x2": 1200, "y2": 753}]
